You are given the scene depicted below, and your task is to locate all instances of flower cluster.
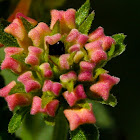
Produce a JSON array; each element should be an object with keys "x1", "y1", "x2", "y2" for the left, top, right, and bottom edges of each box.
[{"x1": 0, "y1": 9, "x2": 120, "y2": 131}]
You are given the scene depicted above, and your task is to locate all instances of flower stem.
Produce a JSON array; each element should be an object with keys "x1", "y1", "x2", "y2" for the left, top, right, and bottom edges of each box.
[{"x1": 52, "y1": 107, "x2": 68, "y2": 140}]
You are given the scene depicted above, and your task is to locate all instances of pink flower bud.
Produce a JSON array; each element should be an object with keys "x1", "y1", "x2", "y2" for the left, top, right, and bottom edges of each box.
[
  {"x1": 60, "y1": 71, "x2": 77, "y2": 83},
  {"x1": 4, "y1": 18, "x2": 26, "y2": 41},
  {"x1": 89, "y1": 27, "x2": 105, "y2": 41},
  {"x1": 1, "y1": 57, "x2": 22, "y2": 73},
  {"x1": 39, "y1": 63, "x2": 53, "y2": 78},
  {"x1": 100, "y1": 36, "x2": 115, "y2": 51},
  {"x1": 73, "y1": 51, "x2": 84, "y2": 63},
  {"x1": 25, "y1": 46, "x2": 43, "y2": 66},
  {"x1": 66, "y1": 29, "x2": 80, "y2": 43},
  {"x1": 42, "y1": 80, "x2": 62, "y2": 96},
  {"x1": 63, "y1": 84, "x2": 86, "y2": 106},
  {"x1": 18, "y1": 71, "x2": 41, "y2": 93},
  {"x1": 4, "y1": 47, "x2": 24, "y2": 57},
  {"x1": 66, "y1": 29, "x2": 88, "y2": 46},
  {"x1": 59, "y1": 54, "x2": 70, "y2": 70},
  {"x1": 68, "y1": 44, "x2": 80, "y2": 53},
  {"x1": 4, "y1": 18, "x2": 32, "y2": 50},
  {"x1": 88, "y1": 27, "x2": 115, "y2": 51},
  {"x1": 90, "y1": 73, "x2": 120, "y2": 100},
  {"x1": 85, "y1": 41, "x2": 107, "y2": 63},
  {"x1": 50, "y1": 9, "x2": 76, "y2": 32},
  {"x1": 5, "y1": 93, "x2": 31, "y2": 111},
  {"x1": 30, "y1": 96, "x2": 41, "y2": 114},
  {"x1": 1, "y1": 47, "x2": 23, "y2": 73},
  {"x1": 64, "y1": 104, "x2": 96, "y2": 130},
  {"x1": 77, "y1": 34, "x2": 89, "y2": 45},
  {"x1": 28, "y1": 22, "x2": 51, "y2": 47},
  {"x1": 31, "y1": 96, "x2": 59, "y2": 117},
  {"x1": 50, "y1": 10, "x2": 64, "y2": 30},
  {"x1": 0, "y1": 81, "x2": 16, "y2": 97},
  {"x1": 45, "y1": 33, "x2": 61, "y2": 45},
  {"x1": 78, "y1": 61, "x2": 96, "y2": 81},
  {"x1": 44, "y1": 99, "x2": 59, "y2": 117},
  {"x1": 64, "y1": 9, "x2": 76, "y2": 29},
  {"x1": 16, "y1": 13, "x2": 37, "y2": 26}
]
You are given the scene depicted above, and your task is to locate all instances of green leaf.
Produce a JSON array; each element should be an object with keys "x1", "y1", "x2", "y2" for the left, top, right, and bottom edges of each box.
[
  {"x1": 52, "y1": 107, "x2": 68, "y2": 140},
  {"x1": 8, "y1": 107, "x2": 29, "y2": 134},
  {"x1": 100, "y1": 94, "x2": 117, "y2": 107},
  {"x1": 91, "y1": 94, "x2": 117, "y2": 107},
  {"x1": 9, "y1": 82, "x2": 25, "y2": 95},
  {"x1": 70, "y1": 124, "x2": 99, "y2": 140},
  {"x1": 11, "y1": 53, "x2": 26, "y2": 64},
  {"x1": 15, "y1": 113, "x2": 54, "y2": 140},
  {"x1": 76, "y1": 0, "x2": 90, "y2": 27},
  {"x1": 97, "y1": 33, "x2": 126, "y2": 68},
  {"x1": 111, "y1": 33, "x2": 126, "y2": 58},
  {"x1": 0, "y1": 69, "x2": 18, "y2": 85},
  {"x1": 0, "y1": 46, "x2": 5, "y2": 62},
  {"x1": 21, "y1": 17, "x2": 34, "y2": 32},
  {"x1": 91, "y1": 101, "x2": 115, "y2": 129},
  {"x1": 107, "y1": 44, "x2": 115, "y2": 58},
  {"x1": 78, "y1": 11, "x2": 95, "y2": 34},
  {"x1": 51, "y1": 20, "x2": 60, "y2": 35},
  {"x1": 0, "y1": 18, "x2": 19, "y2": 47}
]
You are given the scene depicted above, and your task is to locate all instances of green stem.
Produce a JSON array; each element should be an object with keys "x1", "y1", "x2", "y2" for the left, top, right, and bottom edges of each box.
[{"x1": 52, "y1": 107, "x2": 68, "y2": 140}]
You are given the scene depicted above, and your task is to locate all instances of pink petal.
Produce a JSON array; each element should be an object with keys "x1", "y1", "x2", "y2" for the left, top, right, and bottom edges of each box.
[
  {"x1": 0, "y1": 81, "x2": 16, "y2": 97},
  {"x1": 25, "y1": 46, "x2": 43, "y2": 66},
  {"x1": 90, "y1": 73, "x2": 120, "y2": 100},
  {"x1": 5, "y1": 93, "x2": 31, "y2": 111},
  {"x1": 59, "y1": 54, "x2": 70, "y2": 70},
  {"x1": 39, "y1": 63, "x2": 53, "y2": 78},
  {"x1": 18, "y1": 71, "x2": 41, "y2": 93},
  {"x1": 45, "y1": 33, "x2": 61, "y2": 45},
  {"x1": 64, "y1": 104, "x2": 96, "y2": 130},
  {"x1": 28, "y1": 22, "x2": 51, "y2": 47}
]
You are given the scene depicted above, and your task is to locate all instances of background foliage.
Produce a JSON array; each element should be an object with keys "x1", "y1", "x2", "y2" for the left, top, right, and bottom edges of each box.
[{"x1": 0, "y1": 0, "x2": 139, "y2": 140}]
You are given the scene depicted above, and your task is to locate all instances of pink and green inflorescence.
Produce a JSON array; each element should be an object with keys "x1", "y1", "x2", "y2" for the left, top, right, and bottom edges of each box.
[{"x1": 0, "y1": 4, "x2": 124, "y2": 131}]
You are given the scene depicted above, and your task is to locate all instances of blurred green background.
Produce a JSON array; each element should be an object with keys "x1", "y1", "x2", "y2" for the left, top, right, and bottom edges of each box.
[{"x1": 0, "y1": 0, "x2": 139, "y2": 140}]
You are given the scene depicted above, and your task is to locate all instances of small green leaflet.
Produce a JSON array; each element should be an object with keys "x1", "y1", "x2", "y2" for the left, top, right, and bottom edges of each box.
[
  {"x1": 93, "y1": 68, "x2": 107, "y2": 80},
  {"x1": 76, "y1": 0, "x2": 90, "y2": 27},
  {"x1": 0, "y1": 18, "x2": 19, "y2": 47},
  {"x1": 70, "y1": 124, "x2": 99, "y2": 140},
  {"x1": 77, "y1": 102, "x2": 90, "y2": 110},
  {"x1": 94, "y1": 94, "x2": 117, "y2": 107},
  {"x1": 11, "y1": 53, "x2": 26, "y2": 64},
  {"x1": 108, "y1": 33, "x2": 126, "y2": 59},
  {"x1": 78, "y1": 11, "x2": 95, "y2": 34},
  {"x1": 21, "y1": 17, "x2": 34, "y2": 32},
  {"x1": 107, "y1": 33, "x2": 126, "y2": 61},
  {"x1": 100, "y1": 94, "x2": 117, "y2": 107},
  {"x1": 9, "y1": 82, "x2": 25, "y2": 95},
  {"x1": 8, "y1": 107, "x2": 29, "y2": 134},
  {"x1": 111, "y1": 33, "x2": 126, "y2": 58},
  {"x1": 98, "y1": 33, "x2": 126, "y2": 68},
  {"x1": 51, "y1": 20, "x2": 60, "y2": 35}
]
